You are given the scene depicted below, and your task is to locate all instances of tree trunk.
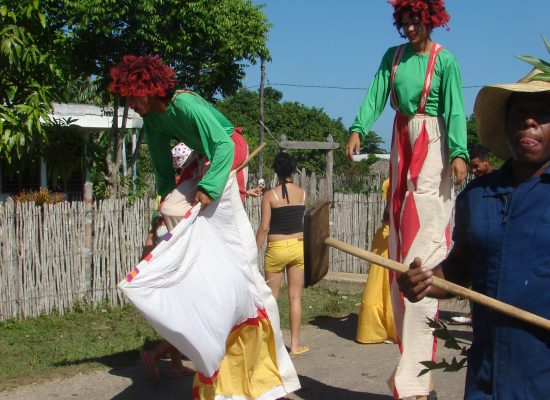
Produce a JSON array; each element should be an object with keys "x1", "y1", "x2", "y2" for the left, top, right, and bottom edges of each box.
[{"x1": 106, "y1": 97, "x2": 129, "y2": 198}]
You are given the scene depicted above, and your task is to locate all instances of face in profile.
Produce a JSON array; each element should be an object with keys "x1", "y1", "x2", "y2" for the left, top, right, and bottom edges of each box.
[
  {"x1": 505, "y1": 92, "x2": 550, "y2": 166},
  {"x1": 126, "y1": 95, "x2": 154, "y2": 116},
  {"x1": 469, "y1": 157, "x2": 491, "y2": 177}
]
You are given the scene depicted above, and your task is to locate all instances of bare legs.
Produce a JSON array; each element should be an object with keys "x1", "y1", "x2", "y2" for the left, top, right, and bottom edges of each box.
[
  {"x1": 140, "y1": 228, "x2": 193, "y2": 380},
  {"x1": 141, "y1": 341, "x2": 194, "y2": 380},
  {"x1": 265, "y1": 267, "x2": 307, "y2": 354}
]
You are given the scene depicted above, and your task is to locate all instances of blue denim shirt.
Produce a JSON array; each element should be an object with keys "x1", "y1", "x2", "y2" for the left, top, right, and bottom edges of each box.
[{"x1": 453, "y1": 161, "x2": 550, "y2": 399}]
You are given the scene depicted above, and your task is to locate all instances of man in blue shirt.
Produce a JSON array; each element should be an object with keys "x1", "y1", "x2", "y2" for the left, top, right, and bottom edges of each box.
[{"x1": 397, "y1": 68, "x2": 550, "y2": 399}]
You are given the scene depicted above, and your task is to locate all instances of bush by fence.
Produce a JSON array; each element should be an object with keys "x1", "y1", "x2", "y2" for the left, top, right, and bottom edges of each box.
[{"x1": 0, "y1": 174, "x2": 387, "y2": 320}]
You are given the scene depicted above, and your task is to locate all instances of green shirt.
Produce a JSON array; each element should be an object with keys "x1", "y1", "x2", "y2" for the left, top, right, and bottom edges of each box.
[
  {"x1": 350, "y1": 44, "x2": 468, "y2": 162},
  {"x1": 143, "y1": 91, "x2": 235, "y2": 200}
]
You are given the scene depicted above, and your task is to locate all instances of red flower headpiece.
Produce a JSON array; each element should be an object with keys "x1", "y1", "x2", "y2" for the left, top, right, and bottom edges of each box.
[
  {"x1": 109, "y1": 55, "x2": 176, "y2": 98},
  {"x1": 389, "y1": 0, "x2": 450, "y2": 33}
]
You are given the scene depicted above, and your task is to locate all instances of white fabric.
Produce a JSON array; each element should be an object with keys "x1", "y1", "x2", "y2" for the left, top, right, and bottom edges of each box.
[
  {"x1": 388, "y1": 114, "x2": 451, "y2": 398},
  {"x1": 118, "y1": 175, "x2": 300, "y2": 395},
  {"x1": 160, "y1": 157, "x2": 209, "y2": 231}
]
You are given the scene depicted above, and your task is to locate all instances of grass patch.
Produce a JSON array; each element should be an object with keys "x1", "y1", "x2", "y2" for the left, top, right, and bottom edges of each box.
[
  {"x1": 0, "y1": 287, "x2": 361, "y2": 392},
  {"x1": 276, "y1": 286, "x2": 361, "y2": 329},
  {"x1": 0, "y1": 302, "x2": 160, "y2": 392}
]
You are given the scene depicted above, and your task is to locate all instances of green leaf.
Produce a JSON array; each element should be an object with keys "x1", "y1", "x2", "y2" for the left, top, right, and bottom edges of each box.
[
  {"x1": 39, "y1": 13, "x2": 46, "y2": 28},
  {"x1": 418, "y1": 368, "x2": 431, "y2": 377},
  {"x1": 543, "y1": 35, "x2": 550, "y2": 55},
  {"x1": 528, "y1": 73, "x2": 550, "y2": 82},
  {"x1": 516, "y1": 55, "x2": 550, "y2": 73}
]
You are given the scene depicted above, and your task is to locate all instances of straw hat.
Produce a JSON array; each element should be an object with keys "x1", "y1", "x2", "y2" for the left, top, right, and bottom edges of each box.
[{"x1": 474, "y1": 68, "x2": 550, "y2": 160}]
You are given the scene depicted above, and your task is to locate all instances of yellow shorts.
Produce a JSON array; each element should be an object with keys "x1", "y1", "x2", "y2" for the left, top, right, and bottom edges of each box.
[{"x1": 264, "y1": 238, "x2": 304, "y2": 274}]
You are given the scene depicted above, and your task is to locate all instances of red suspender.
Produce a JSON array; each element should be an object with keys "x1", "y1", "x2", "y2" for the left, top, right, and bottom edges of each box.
[
  {"x1": 389, "y1": 43, "x2": 444, "y2": 114},
  {"x1": 417, "y1": 43, "x2": 443, "y2": 114},
  {"x1": 175, "y1": 89, "x2": 196, "y2": 97},
  {"x1": 390, "y1": 45, "x2": 406, "y2": 110},
  {"x1": 173, "y1": 89, "x2": 209, "y2": 107}
]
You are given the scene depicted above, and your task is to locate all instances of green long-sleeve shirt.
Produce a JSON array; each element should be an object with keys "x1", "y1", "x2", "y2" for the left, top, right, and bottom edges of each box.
[
  {"x1": 143, "y1": 91, "x2": 235, "y2": 200},
  {"x1": 350, "y1": 44, "x2": 468, "y2": 162}
]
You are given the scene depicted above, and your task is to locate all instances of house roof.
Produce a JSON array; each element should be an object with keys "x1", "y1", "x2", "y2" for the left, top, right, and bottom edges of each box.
[
  {"x1": 49, "y1": 103, "x2": 143, "y2": 130},
  {"x1": 351, "y1": 153, "x2": 390, "y2": 161}
]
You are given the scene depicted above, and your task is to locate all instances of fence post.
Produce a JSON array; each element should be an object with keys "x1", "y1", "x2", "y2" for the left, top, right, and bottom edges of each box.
[
  {"x1": 326, "y1": 134, "x2": 334, "y2": 203},
  {"x1": 83, "y1": 182, "x2": 93, "y2": 296}
]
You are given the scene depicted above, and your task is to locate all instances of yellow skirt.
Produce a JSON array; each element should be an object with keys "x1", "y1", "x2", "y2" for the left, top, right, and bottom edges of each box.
[
  {"x1": 192, "y1": 309, "x2": 287, "y2": 400},
  {"x1": 356, "y1": 224, "x2": 397, "y2": 344}
]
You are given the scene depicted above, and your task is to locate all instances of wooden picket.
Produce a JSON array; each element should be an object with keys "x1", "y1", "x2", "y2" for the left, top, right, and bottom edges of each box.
[{"x1": 0, "y1": 173, "x2": 387, "y2": 320}]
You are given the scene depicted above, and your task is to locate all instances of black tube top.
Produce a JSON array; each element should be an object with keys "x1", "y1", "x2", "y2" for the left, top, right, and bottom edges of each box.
[{"x1": 269, "y1": 205, "x2": 305, "y2": 235}]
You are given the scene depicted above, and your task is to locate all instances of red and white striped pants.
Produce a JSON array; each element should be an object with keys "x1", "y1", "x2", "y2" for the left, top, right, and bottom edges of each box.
[{"x1": 388, "y1": 113, "x2": 454, "y2": 399}]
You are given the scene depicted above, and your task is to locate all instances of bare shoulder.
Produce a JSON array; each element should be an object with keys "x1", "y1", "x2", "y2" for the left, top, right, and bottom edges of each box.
[{"x1": 262, "y1": 188, "x2": 277, "y2": 207}]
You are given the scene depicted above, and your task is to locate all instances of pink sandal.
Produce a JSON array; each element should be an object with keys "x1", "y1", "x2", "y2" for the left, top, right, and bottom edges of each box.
[
  {"x1": 139, "y1": 350, "x2": 160, "y2": 382},
  {"x1": 166, "y1": 366, "x2": 195, "y2": 379}
]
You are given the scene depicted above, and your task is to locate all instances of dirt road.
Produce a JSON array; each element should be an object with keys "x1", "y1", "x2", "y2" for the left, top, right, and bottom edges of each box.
[{"x1": 1, "y1": 310, "x2": 470, "y2": 400}]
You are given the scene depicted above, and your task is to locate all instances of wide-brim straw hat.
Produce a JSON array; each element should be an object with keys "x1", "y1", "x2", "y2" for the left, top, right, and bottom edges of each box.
[{"x1": 474, "y1": 68, "x2": 550, "y2": 160}]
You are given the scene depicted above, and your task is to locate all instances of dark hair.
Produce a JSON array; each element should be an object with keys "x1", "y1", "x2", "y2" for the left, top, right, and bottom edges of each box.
[
  {"x1": 109, "y1": 55, "x2": 176, "y2": 99},
  {"x1": 272, "y1": 152, "x2": 296, "y2": 179},
  {"x1": 389, "y1": 0, "x2": 450, "y2": 38},
  {"x1": 469, "y1": 145, "x2": 490, "y2": 161}
]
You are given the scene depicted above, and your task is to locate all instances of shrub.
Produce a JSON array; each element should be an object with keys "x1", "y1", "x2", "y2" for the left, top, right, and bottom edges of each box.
[{"x1": 14, "y1": 188, "x2": 65, "y2": 207}]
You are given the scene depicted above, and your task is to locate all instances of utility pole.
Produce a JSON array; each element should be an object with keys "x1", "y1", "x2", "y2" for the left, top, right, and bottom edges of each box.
[{"x1": 259, "y1": 56, "x2": 265, "y2": 177}]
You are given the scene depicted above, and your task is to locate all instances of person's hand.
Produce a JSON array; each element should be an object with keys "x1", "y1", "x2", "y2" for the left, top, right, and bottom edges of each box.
[
  {"x1": 396, "y1": 257, "x2": 433, "y2": 302},
  {"x1": 345, "y1": 132, "x2": 361, "y2": 161},
  {"x1": 195, "y1": 188, "x2": 212, "y2": 210},
  {"x1": 451, "y1": 157, "x2": 467, "y2": 186},
  {"x1": 246, "y1": 187, "x2": 263, "y2": 198}
]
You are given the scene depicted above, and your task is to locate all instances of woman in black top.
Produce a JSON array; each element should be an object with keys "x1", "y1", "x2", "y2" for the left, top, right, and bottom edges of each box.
[{"x1": 256, "y1": 152, "x2": 308, "y2": 356}]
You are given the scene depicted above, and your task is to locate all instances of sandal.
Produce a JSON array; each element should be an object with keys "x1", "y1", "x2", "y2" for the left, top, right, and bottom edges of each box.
[
  {"x1": 289, "y1": 346, "x2": 309, "y2": 356},
  {"x1": 139, "y1": 350, "x2": 160, "y2": 382},
  {"x1": 166, "y1": 366, "x2": 195, "y2": 379}
]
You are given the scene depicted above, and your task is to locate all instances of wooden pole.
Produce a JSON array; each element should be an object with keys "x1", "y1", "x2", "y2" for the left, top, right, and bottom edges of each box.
[
  {"x1": 83, "y1": 181, "x2": 93, "y2": 296},
  {"x1": 259, "y1": 56, "x2": 266, "y2": 177},
  {"x1": 324, "y1": 236, "x2": 550, "y2": 331},
  {"x1": 132, "y1": 129, "x2": 137, "y2": 192},
  {"x1": 235, "y1": 143, "x2": 266, "y2": 173},
  {"x1": 326, "y1": 134, "x2": 334, "y2": 203}
]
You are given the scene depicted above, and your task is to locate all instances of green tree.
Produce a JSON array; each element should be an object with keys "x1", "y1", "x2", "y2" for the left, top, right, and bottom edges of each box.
[
  {"x1": 0, "y1": 0, "x2": 64, "y2": 162},
  {"x1": 466, "y1": 114, "x2": 480, "y2": 149},
  {"x1": 45, "y1": 0, "x2": 270, "y2": 197},
  {"x1": 466, "y1": 113, "x2": 503, "y2": 169},
  {"x1": 217, "y1": 87, "x2": 350, "y2": 176},
  {"x1": 362, "y1": 130, "x2": 387, "y2": 154}
]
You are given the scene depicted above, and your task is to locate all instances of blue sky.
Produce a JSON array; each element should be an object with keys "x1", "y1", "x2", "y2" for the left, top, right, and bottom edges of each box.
[{"x1": 243, "y1": 1, "x2": 550, "y2": 150}]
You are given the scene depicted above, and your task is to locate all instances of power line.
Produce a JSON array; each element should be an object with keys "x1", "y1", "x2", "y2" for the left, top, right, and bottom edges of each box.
[
  {"x1": 245, "y1": 82, "x2": 484, "y2": 90},
  {"x1": 247, "y1": 83, "x2": 369, "y2": 90}
]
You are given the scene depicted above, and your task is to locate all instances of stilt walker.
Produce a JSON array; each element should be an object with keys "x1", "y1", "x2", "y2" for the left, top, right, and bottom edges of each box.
[
  {"x1": 345, "y1": 1, "x2": 468, "y2": 398},
  {"x1": 387, "y1": 41, "x2": 452, "y2": 400},
  {"x1": 110, "y1": 55, "x2": 300, "y2": 400}
]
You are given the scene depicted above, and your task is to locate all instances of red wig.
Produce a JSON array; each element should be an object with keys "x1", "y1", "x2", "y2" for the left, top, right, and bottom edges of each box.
[
  {"x1": 389, "y1": 0, "x2": 450, "y2": 35},
  {"x1": 109, "y1": 55, "x2": 176, "y2": 98}
]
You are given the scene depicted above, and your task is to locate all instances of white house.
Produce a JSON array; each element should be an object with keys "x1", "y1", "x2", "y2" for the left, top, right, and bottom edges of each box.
[{"x1": 0, "y1": 103, "x2": 143, "y2": 200}]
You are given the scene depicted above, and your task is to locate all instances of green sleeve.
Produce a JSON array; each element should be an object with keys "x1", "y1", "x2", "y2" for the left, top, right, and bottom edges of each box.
[
  {"x1": 144, "y1": 123, "x2": 174, "y2": 198},
  {"x1": 440, "y1": 56, "x2": 469, "y2": 162},
  {"x1": 173, "y1": 100, "x2": 234, "y2": 201},
  {"x1": 349, "y1": 49, "x2": 393, "y2": 138},
  {"x1": 207, "y1": 103, "x2": 234, "y2": 136}
]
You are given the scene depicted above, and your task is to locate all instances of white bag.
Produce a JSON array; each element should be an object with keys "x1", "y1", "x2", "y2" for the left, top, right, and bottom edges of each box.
[{"x1": 119, "y1": 176, "x2": 300, "y2": 397}]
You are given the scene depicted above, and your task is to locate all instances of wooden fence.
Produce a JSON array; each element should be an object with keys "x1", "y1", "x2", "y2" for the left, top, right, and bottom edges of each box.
[{"x1": 0, "y1": 174, "x2": 387, "y2": 320}]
